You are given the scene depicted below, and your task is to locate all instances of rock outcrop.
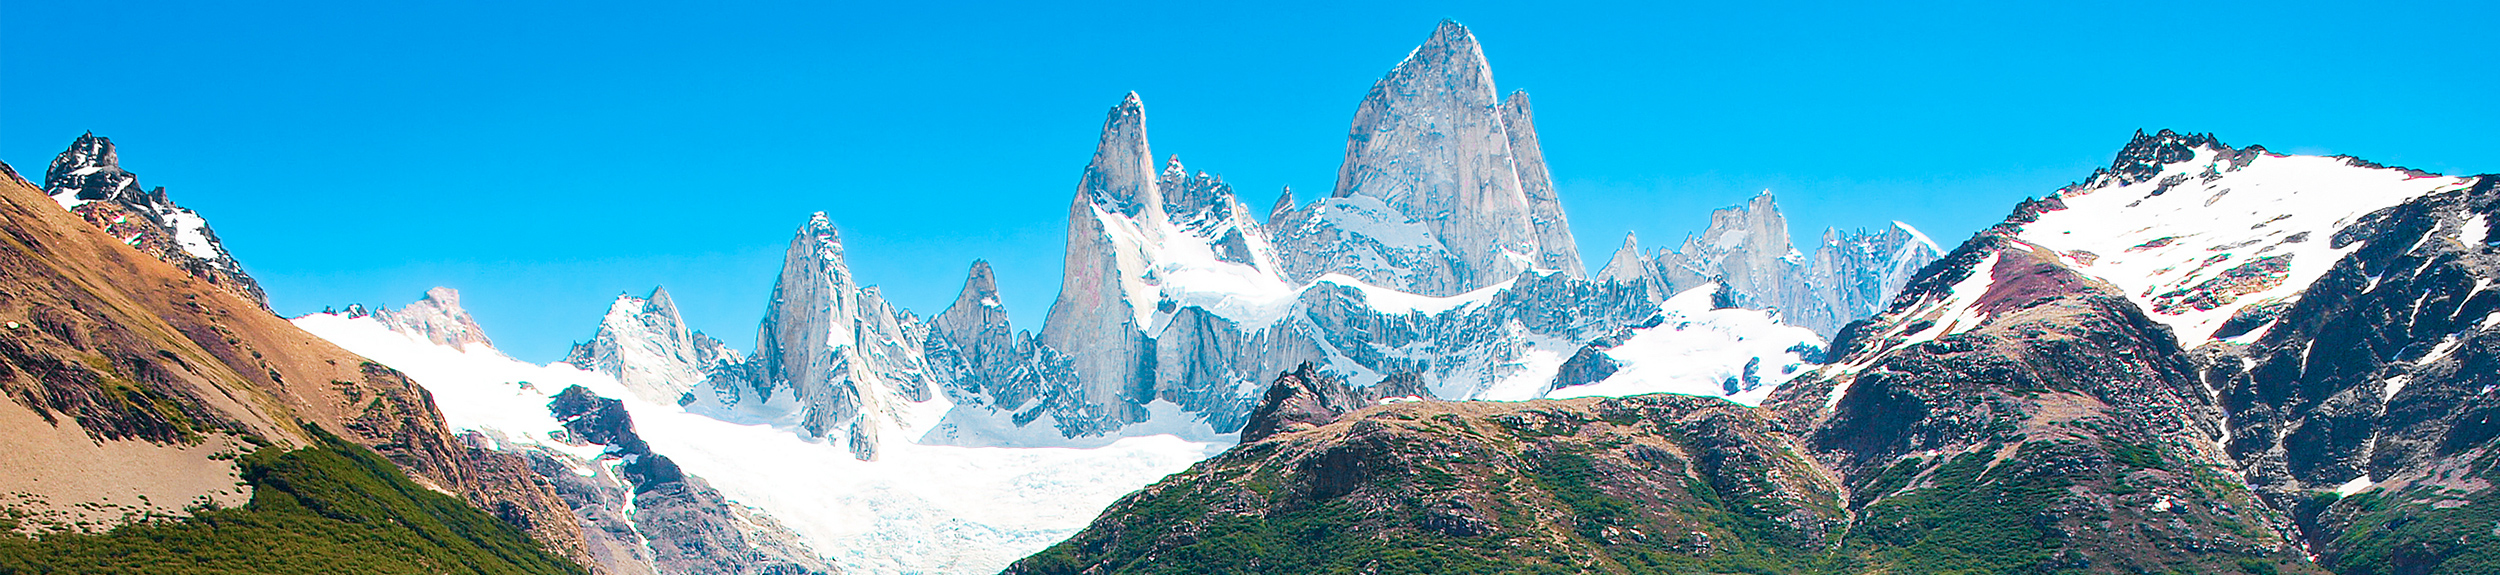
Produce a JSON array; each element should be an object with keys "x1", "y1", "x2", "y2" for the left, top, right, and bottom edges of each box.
[
  {"x1": 544, "y1": 385, "x2": 835, "y2": 575},
  {"x1": 39, "y1": 133, "x2": 268, "y2": 310}
]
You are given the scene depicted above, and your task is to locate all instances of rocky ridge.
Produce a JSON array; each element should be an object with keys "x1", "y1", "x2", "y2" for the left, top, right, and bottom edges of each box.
[
  {"x1": 1647, "y1": 191, "x2": 1945, "y2": 338},
  {"x1": 39, "y1": 133, "x2": 269, "y2": 310}
]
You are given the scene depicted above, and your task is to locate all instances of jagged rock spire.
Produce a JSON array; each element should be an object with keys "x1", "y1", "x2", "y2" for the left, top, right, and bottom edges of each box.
[
  {"x1": 1080, "y1": 92, "x2": 1164, "y2": 223},
  {"x1": 1043, "y1": 94, "x2": 1174, "y2": 431},
  {"x1": 1503, "y1": 91, "x2": 1584, "y2": 276},
  {"x1": 1319, "y1": 19, "x2": 1550, "y2": 294},
  {"x1": 1595, "y1": 232, "x2": 1662, "y2": 300}
]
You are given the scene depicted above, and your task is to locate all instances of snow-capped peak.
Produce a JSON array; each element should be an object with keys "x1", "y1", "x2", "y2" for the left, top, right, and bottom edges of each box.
[{"x1": 2012, "y1": 131, "x2": 2474, "y2": 344}]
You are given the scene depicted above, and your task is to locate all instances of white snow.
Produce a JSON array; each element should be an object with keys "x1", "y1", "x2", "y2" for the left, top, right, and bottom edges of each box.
[
  {"x1": 153, "y1": 209, "x2": 222, "y2": 261},
  {"x1": 2464, "y1": 214, "x2": 2491, "y2": 247},
  {"x1": 1544, "y1": 284, "x2": 1826, "y2": 406},
  {"x1": 1466, "y1": 332, "x2": 1581, "y2": 401},
  {"x1": 1314, "y1": 273, "x2": 1510, "y2": 316},
  {"x1": 2017, "y1": 148, "x2": 2472, "y2": 344},
  {"x1": 2335, "y1": 475, "x2": 2376, "y2": 497},
  {"x1": 295, "y1": 313, "x2": 1222, "y2": 575},
  {"x1": 2382, "y1": 375, "x2": 2411, "y2": 401},
  {"x1": 1307, "y1": 195, "x2": 1444, "y2": 251}
]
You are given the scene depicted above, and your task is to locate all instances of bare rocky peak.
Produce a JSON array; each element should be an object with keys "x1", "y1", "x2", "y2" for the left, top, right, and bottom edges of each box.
[
  {"x1": 1502, "y1": 90, "x2": 1584, "y2": 277},
  {"x1": 1593, "y1": 231, "x2": 1664, "y2": 300},
  {"x1": 1040, "y1": 96, "x2": 1172, "y2": 434},
  {"x1": 1657, "y1": 191, "x2": 1797, "y2": 307},
  {"x1": 1644, "y1": 192, "x2": 1940, "y2": 337},
  {"x1": 1080, "y1": 92, "x2": 1163, "y2": 223},
  {"x1": 733, "y1": 212, "x2": 944, "y2": 460},
  {"x1": 933, "y1": 260, "x2": 1009, "y2": 346},
  {"x1": 1322, "y1": 19, "x2": 1548, "y2": 295},
  {"x1": 40, "y1": 133, "x2": 269, "y2": 310},
  {"x1": 566, "y1": 286, "x2": 725, "y2": 405},
  {"x1": 374, "y1": 286, "x2": 495, "y2": 350}
]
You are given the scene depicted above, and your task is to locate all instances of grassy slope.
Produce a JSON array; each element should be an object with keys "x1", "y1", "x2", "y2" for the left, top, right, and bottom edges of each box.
[{"x1": 0, "y1": 426, "x2": 586, "y2": 575}]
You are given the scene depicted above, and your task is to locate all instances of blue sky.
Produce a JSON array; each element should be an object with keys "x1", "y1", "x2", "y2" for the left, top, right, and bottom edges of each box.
[{"x1": 6, "y1": 1, "x2": 2493, "y2": 362}]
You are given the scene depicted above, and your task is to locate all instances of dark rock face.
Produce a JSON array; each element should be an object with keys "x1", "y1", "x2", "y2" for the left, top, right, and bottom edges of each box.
[
  {"x1": 1238, "y1": 364, "x2": 1428, "y2": 443},
  {"x1": 2214, "y1": 175, "x2": 2500, "y2": 571},
  {"x1": 546, "y1": 385, "x2": 836, "y2": 575}
]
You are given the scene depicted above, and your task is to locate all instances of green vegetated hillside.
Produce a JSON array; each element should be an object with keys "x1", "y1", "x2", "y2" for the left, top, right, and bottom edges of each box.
[
  {"x1": 1008, "y1": 393, "x2": 2316, "y2": 575},
  {"x1": 0, "y1": 426, "x2": 587, "y2": 575}
]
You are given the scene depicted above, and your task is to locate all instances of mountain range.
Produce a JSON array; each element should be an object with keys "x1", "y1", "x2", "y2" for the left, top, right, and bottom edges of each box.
[{"x1": 7, "y1": 17, "x2": 2491, "y2": 575}]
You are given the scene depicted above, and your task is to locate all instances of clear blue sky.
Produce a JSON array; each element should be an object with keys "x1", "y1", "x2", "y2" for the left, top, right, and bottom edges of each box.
[{"x1": 6, "y1": 1, "x2": 2493, "y2": 362}]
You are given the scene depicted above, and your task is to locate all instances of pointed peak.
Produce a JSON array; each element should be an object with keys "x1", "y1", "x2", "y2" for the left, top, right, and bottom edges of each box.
[
  {"x1": 645, "y1": 285, "x2": 679, "y2": 314},
  {"x1": 1266, "y1": 187, "x2": 1296, "y2": 221},
  {"x1": 1504, "y1": 89, "x2": 1532, "y2": 110},
  {"x1": 1122, "y1": 91, "x2": 1142, "y2": 105},
  {"x1": 1080, "y1": 93, "x2": 1160, "y2": 218},
  {"x1": 1161, "y1": 154, "x2": 1185, "y2": 177},
  {"x1": 1618, "y1": 231, "x2": 1640, "y2": 249},
  {"x1": 420, "y1": 286, "x2": 464, "y2": 310},
  {"x1": 803, "y1": 211, "x2": 839, "y2": 237},
  {"x1": 964, "y1": 259, "x2": 996, "y2": 288},
  {"x1": 1889, "y1": 221, "x2": 1940, "y2": 251},
  {"x1": 1430, "y1": 19, "x2": 1477, "y2": 48}
]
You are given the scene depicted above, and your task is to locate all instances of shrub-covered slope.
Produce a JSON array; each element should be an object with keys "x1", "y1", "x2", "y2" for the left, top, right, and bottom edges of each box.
[{"x1": 0, "y1": 426, "x2": 586, "y2": 575}]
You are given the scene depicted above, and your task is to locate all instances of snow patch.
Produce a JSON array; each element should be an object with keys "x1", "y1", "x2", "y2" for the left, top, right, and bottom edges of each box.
[
  {"x1": 2335, "y1": 475, "x2": 2375, "y2": 497},
  {"x1": 1314, "y1": 273, "x2": 1511, "y2": 316}
]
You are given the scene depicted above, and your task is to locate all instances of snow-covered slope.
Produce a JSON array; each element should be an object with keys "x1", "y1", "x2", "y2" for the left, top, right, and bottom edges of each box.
[
  {"x1": 1544, "y1": 284, "x2": 1825, "y2": 406},
  {"x1": 2009, "y1": 130, "x2": 2475, "y2": 345},
  {"x1": 297, "y1": 306, "x2": 1222, "y2": 575}
]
